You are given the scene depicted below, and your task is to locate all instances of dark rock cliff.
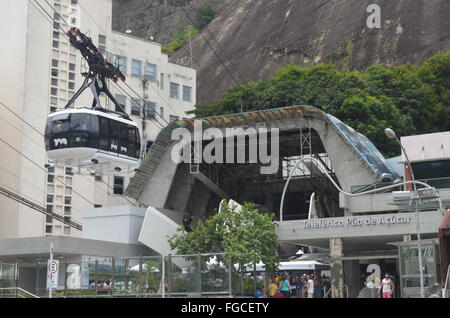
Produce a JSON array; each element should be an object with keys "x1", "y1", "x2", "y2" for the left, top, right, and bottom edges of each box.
[{"x1": 113, "y1": 0, "x2": 450, "y2": 104}]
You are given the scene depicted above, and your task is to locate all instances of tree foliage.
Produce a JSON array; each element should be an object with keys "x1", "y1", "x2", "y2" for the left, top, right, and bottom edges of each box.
[
  {"x1": 162, "y1": 5, "x2": 217, "y2": 55},
  {"x1": 192, "y1": 52, "x2": 450, "y2": 157},
  {"x1": 193, "y1": 5, "x2": 217, "y2": 31},
  {"x1": 168, "y1": 201, "x2": 279, "y2": 269}
]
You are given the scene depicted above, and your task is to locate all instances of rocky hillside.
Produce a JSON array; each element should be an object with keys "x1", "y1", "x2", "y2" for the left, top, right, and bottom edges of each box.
[{"x1": 113, "y1": 0, "x2": 450, "y2": 105}]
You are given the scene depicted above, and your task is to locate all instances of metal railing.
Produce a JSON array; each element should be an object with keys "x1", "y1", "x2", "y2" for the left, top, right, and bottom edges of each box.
[
  {"x1": 26, "y1": 253, "x2": 270, "y2": 298},
  {"x1": 357, "y1": 287, "x2": 378, "y2": 298},
  {"x1": 0, "y1": 287, "x2": 39, "y2": 298}
]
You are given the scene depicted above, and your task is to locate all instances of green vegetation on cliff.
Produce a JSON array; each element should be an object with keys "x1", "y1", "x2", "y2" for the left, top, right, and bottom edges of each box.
[
  {"x1": 162, "y1": 5, "x2": 217, "y2": 55},
  {"x1": 192, "y1": 52, "x2": 450, "y2": 157}
]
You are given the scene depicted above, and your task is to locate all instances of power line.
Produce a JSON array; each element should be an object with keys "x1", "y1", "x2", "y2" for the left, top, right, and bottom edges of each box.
[
  {"x1": 180, "y1": 5, "x2": 242, "y2": 87},
  {"x1": 185, "y1": 1, "x2": 247, "y2": 84},
  {"x1": 0, "y1": 164, "x2": 84, "y2": 219},
  {"x1": 76, "y1": 1, "x2": 181, "y2": 124},
  {"x1": 0, "y1": 134, "x2": 96, "y2": 208},
  {"x1": 0, "y1": 182, "x2": 82, "y2": 231}
]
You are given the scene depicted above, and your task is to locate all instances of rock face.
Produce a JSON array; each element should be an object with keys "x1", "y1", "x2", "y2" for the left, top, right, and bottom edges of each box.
[
  {"x1": 112, "y1": 0, "x2": 234, "y2": 44},
  {"x1": 114, "y1": 0, "x2": 450, "y2": 105}
]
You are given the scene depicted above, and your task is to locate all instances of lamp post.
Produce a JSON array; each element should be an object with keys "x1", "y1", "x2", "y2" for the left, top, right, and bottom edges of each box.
[{"x1": 385, "y1": 128, "x2": 425, "y2": 298}]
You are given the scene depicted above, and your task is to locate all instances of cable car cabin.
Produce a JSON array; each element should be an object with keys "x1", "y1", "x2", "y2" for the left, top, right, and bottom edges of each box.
[{"x1": 45, "y1": 109, "x2": 141, "y2": 175}]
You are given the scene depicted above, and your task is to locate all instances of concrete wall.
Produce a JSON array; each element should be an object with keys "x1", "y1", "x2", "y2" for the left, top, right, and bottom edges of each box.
[{"x1": 83, "y1": 206, "x2": 146, "y2": 244}]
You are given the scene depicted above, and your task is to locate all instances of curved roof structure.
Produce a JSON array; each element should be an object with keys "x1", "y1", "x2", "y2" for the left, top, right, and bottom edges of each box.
[{"x1": 125, "y1": 105, "x2": 398, "y2": 202}]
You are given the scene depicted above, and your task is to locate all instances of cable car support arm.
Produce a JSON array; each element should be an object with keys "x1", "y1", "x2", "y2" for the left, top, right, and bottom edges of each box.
[{"x1": 64, "y1": 27, "x2": 128, "y2": 117}]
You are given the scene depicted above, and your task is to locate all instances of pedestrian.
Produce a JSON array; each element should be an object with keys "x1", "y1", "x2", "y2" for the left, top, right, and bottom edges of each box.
[
  {"x1": 290, "y1": 274, "x2": 297, "y2": 297},
  {"x1": 267, "y1": 280, "x2": 278, "y2": 298},
  {"x1": 296, "y1": 275, "x2": 304, "y2": 298},
  {"x1": 379, "y1": 273, "x2": 394, "y2": 298},
  {"x1": 306, "y1": 274, "x2": 314, "y2": 298},
  {"x1": 279, "y1": 274, "x2": 291, "y2": 298}
]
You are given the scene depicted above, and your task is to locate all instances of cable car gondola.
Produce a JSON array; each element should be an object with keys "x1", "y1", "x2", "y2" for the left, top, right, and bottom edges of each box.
[
  {"x1": 45, "y1": 108, "x2": 140, "y2": 174},
  {"x1": 44, "y1": 27, "x2": 141, "y2": 175}
]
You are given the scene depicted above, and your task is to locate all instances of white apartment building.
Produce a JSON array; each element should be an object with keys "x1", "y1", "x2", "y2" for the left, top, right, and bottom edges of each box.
[{"x1": 0, "y1": 0, "x2": 196, "y2": 239}]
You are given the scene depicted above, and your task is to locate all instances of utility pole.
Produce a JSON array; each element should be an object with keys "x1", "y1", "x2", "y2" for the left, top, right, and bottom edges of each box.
[{"x1": 142, "y1": 76, "x2": 148, "y2": 156}]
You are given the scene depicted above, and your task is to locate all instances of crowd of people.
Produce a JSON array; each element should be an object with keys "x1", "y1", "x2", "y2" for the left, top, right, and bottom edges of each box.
[{"x1": 254, "y1": 272, "x2": 331, "y2": 298}]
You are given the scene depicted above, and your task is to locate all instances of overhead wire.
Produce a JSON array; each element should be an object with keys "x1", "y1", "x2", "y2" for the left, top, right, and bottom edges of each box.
[
  {"x1": 77, "y1": 1, "x2": 183, "y2": 123},
  {"x1": 0, "y1": 134, "x2": 97, "y2": 208},
  {"x1": 185, "y1": 1, "x2": 248, "y2": 84},
  {"x1": 0, "y1": 164, "x2": 84, "y2": 220},
  {"x1": 0, "y1": 181, "x2": 82, "y2": 231}
]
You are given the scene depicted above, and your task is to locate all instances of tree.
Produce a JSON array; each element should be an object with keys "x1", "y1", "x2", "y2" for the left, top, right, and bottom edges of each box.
[
  {"x1": 168, "y1": 200, "x2": 279, "y2": 270},
  {"x1": 193, "y1": 5, "x2": 218, "y2": 31},
  {"x1": 192, "y1": 52, "x2": 450, "y2": 157}
]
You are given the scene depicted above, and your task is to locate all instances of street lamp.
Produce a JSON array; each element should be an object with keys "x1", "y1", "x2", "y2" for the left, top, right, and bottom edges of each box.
[{"x1": 385, "y1": 128, "x2": 426, "y2": 298}]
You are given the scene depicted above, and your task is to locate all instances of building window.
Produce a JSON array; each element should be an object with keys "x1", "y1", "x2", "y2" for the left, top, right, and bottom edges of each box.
[
  {"x1": 160, "y1": 106, "x2": 164, "y2": 119},
  {"x1": 46, "y1": 205, "x2": 53, "y2": 213},
  {"x1": 51, "y1": 69, "x2": 58, "y2": 77},
  {"x1": 69, "y1": 72, "x2": 76, "y2": 81},
  {"x1": 47, "y1": 175, "x2": 55, "y2": 183},
  {"x1": 131, "y1": 98, "x2": 141, "y2": 116},
  {"x1": 169, "y1": 115, "x2": 179, "y2": 122},
  {"x1": 46, "y1": 225, "x2": 53, "y2": 234},
  {"x1": 95, "y1": 175, "x2": 103, "y2": 182},
  {"x1": 52, "y1": 40, "x2": 59, "y2": 49},
  {"x1": 113, "y1": 176, "x2": 124, "y2": 195},
  {"x1": 183, "y1": 85, "x2": 192, "y2": 102},
  {"x1": 94, "y1": 204, "x2": 103, "y2": 208},
  {"x1": 50, "y1": 97, "x2": 58, "y2": 105},
  {"x1": 144, "y1": 101, "x2": 156, "y2": 119},
  {"x1": 64, "y1": 197, "x2": 72, "y2": 205},
  {"x1": 51, "y1": 88, "x2": 58, "y2": 96},
  {"x1": 64, "y1": 206, "x2": 71, "y2": 215},
  {"x1": 50, "y1": 106, "x2": 57, "y2": 113},
  {"x1": 52, "y1": 59, "x2": 59, "y2": 68},
  {"x1": 65, "y1": 167, "x2": 73, "y2": 175},
  {"x1": 115, "y1": 94, "x2": 127, "y2": 113},
  {"x1": 116, "y1": 55, "x2": 127, "y2": 75},
  {"x1": 64, "y1": 227, "x2": 71, "y2": 235},
  {"x1": 145, "y1": 63, "x2": 157, "y2": 81},
  {"x1": 98, "y1": 34, "x2": 106, "y2": 45},
  {"x1": 68, "y1": 82, "x2": 75, "y2": 90},
  {"x1": 46, "y1": 215, "x2": 53, "y2": 224},
  {"x1": 69, "y1": 54, "x2": 76, "y2": 63},
  {"x1": 69, "y1": 63, "x2": 76, "y2": 71},
  {"x1": 65, "y1": 187, "x2": 72, "y2": 196},
  {"x1": 71, "y1": 0, "x2": 78, "y2": 5},
  {"x1": 51, "y1": 78, "x2": 58, "y2": 87},
  {"x1": 170, "y1": 82, "x2": 179, "y2": 99},
  {"x1": 53, "y1": 21, "x2": 60, "y2": 30},
  {"x1": 160, "y1": 73, "x2": 164, "y2": 89},
  {"x1": 53, "y1": 31, "x2": 59, "y2": 39},
  {"x1": 131, "y1": 59, "x2": 142, "y2": 76}
]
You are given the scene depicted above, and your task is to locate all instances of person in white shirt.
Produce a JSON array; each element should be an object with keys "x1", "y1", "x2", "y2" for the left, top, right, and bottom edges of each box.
[
  {"x1": 379, "y1": 274, "x2": 394, "y2": 298},
  {"x1": 306, "y1": 274, "x2": 314, "y2": 298}
]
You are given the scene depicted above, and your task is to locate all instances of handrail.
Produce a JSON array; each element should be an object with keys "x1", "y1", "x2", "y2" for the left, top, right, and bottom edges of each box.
[
  {"x1": 357, "y1": 286, "x2": 378, "y2": 298},
  {"x1": 0, "y1": 287, "x2": 39, "y2": 298}
]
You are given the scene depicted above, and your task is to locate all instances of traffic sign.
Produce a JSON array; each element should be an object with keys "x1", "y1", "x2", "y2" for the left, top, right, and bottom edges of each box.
[{"x1": 46, "y1": 259, "x2": 59, "y2": 289}]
